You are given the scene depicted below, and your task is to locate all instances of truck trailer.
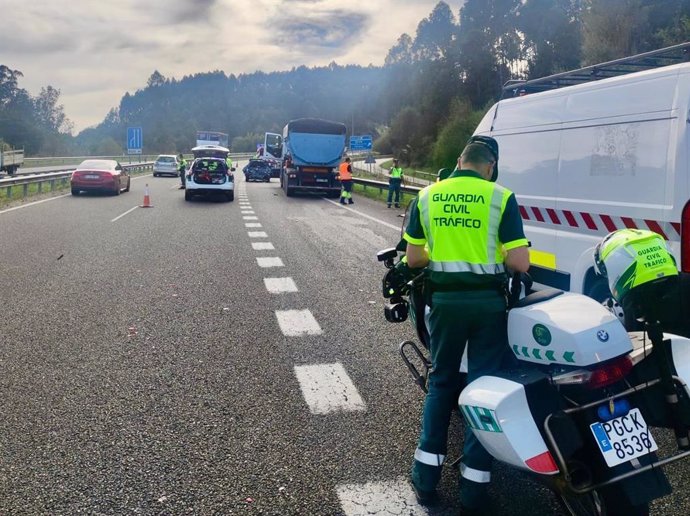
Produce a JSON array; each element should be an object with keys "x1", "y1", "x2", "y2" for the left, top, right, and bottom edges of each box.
[{"x1": 273, "y1": 118, "x2": 346, "y2": 197}]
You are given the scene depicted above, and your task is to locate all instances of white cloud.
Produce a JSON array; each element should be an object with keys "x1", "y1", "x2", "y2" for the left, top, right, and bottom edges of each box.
[{"x1": 1, "y1": 0, "x2": 463, "y2": 131}]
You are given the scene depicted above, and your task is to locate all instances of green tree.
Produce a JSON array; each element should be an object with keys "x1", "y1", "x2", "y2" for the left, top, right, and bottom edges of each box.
[
  {"x1": 517, "y1": 0, "x2": 583, "y2": 78},
  {"x1": 581, "y1": 0, "x2": 651, "y2": 64},
  {"x1": 432, "y1": 100, "x2": 485, "y2": 169},
  {"x1": 411, "y1": 1, "x2": 457, "y2": 61}
]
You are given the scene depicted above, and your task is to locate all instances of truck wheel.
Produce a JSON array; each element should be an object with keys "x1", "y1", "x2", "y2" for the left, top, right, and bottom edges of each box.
[{"x1": 285, "y1": 183, "x2": 294, "y2": 197}]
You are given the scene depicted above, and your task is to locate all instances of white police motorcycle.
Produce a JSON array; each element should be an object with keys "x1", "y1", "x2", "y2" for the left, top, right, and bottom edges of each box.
[{"x1": 378, "y1": 220, "x2": 690, "y2": 515}]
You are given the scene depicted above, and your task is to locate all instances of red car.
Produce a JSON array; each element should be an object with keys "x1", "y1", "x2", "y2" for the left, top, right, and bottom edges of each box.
[{"x1": 71, "y1": 159, "x2": 131, "y2": 196}]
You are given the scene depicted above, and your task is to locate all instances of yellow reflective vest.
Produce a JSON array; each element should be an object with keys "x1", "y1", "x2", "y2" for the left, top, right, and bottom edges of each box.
[{"x1": 416, "y1": 175, "x2": 517, "y2": 277}]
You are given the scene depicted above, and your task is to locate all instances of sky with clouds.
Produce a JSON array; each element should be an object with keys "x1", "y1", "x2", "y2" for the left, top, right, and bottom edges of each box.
[{"x1": 1, "y1": 0, "x2": 464, "y2": 132}]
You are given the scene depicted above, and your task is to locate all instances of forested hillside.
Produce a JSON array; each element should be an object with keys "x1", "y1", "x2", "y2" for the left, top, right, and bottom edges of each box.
[{"x1": 2, "y1": 0, "x2": 690, "y2": 167}]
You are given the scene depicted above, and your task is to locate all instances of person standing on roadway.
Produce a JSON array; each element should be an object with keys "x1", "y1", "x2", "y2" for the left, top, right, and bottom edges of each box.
[
  {"x1": 338, "y1": 156, "x2": 354, "y2": 205},
  {"x1": 178, "y1": 153, "x2": 187, "y2": 189},
  {"x1": 387, "y1": 158, "x2": 404, "y2": 208},
  {"x1": 403, "y1": 136, "x2": 530, "y2": 512},
  {"x1": 225, "y1": 155, "x2": 233, "y2": 171}
]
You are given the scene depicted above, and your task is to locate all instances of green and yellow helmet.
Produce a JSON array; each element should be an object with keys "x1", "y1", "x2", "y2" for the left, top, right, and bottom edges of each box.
[{"x1": 594, "y1": 229, "x2": 678, "y2": 303}]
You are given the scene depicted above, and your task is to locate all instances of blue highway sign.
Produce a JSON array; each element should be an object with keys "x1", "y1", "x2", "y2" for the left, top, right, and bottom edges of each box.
[
  {"x1": 350, "y1": 135, "x2": 372, "y2": 151},
  {"x1": 127, "y1": 127, "x2": 143, "y2": 154}
]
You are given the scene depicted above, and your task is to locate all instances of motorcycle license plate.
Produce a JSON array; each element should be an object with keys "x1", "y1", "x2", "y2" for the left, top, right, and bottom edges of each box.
[{"x1": 590, "y1": 408, "x2": 658, "y2": 467}]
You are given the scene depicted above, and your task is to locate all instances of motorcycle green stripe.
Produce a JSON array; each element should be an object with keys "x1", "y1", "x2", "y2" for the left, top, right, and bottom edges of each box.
[
  {"x1": 512, "y1": 345, "x2": 575, "y2": 364},
  {"x1": 465, "y1": 405, "x2": 503, "y2": 433}
]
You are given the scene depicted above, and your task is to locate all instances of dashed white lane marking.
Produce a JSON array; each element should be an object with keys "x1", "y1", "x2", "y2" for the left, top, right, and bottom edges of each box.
[
  {"x1": 243, "y1": 216, "x2": 258, "y2": 220},
  {"x1": 241, "y1": 211, "x2": 255, "y2": 214},
  {"x1": 245, "y1": 223, "x2": 263, "y2": 228},
  {"x1": 337, "y1": 478, "x2": 428, "y2": 515},
  {"x1": 248, "y1": 231, "x2": 268, "y2": 238},
  {"x1": 293, "y1": 362, "x2": 365, "y2": 413},
  {"x1": 257, "y1": 257, "x2": 284, "y2": 268},
  {"x1": 323, "y1": 198, "x2": 400, "y2": 231},
  {"x1": 264, "y1": 277, "x2": 298, "y2": 293},
  {"x1": 252, "y1": 242, "x2": 275, "y2": 250},
  {"x1": 277, "y1": 309, "x2": 323, "y2": 337},
  {"x1": 111, "y1": 205, "x2": 139, "y2": 222}
]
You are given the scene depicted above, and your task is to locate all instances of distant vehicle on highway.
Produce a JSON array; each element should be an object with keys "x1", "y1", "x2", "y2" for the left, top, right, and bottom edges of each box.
[
  {"x1": 185, "y1": 145, "x2": 235, "y2": 202},
  {"x1": 0, "y1": 147, "x2": 23, "y2": 176},
  {"x1": 71, "y1": 159, "x2": 130, "y2": 196},
  {"x1": 152, "y1": 154, "x2": 179, "y2": 177},
  {"x1": 243, "y1": 159, "x2": 271, "y2": 182},
  {"x1": 196, "y1": 130, "x2": 229, "y2": 148}
]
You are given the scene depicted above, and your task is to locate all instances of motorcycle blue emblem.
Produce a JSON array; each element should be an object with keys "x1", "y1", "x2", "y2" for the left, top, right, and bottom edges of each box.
[{"x1": 597, "y1": 330, "x2": 610, "y2": 342}]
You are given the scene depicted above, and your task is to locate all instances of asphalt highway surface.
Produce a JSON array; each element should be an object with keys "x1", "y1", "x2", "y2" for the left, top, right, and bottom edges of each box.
[{"x1": 1, "y1": 166, "x2": 689, "y2": 515}]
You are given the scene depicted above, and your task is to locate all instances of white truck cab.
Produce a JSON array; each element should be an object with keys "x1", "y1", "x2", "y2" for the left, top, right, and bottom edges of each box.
[{"x1": 474, "y1": 43, "x2": 690, "y2": 302}]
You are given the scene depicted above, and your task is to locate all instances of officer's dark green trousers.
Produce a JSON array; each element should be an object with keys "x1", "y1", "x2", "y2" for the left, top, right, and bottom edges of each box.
[{"x1": 411, "y1": 290, "x2": 508, "y2": 507}]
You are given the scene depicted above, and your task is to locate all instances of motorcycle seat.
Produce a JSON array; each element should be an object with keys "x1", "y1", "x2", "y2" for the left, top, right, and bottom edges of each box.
[{"x1": 514, "y1": 288, "x2": 564, "y2": 308}]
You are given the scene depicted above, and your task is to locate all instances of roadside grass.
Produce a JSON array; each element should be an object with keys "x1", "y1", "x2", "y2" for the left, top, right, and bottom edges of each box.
[
  {"x1": 379, "y1": 159, "x2": 437, "y2": 182},
  {"x1": 351, "y1": 181, "x2": 417, "y2": 207}
]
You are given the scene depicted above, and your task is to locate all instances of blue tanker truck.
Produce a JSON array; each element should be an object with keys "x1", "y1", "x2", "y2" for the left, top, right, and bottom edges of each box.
[{"x1": 265, "y1": 118, "x2": 346, "y2": 197}]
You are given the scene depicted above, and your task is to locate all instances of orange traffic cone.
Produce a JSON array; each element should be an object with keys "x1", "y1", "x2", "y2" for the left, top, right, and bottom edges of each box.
[{"x1": 140, "y1": 184, "x2": 153, "y2": 208}]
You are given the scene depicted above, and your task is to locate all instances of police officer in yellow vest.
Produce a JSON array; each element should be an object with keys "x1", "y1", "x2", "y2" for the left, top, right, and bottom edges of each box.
[
  {"x1": 404, "y1": 136, "x2": 530, "y2": 511},
  {"x1": 387, "y1": 159, "x2": 404, "y2": 208}
]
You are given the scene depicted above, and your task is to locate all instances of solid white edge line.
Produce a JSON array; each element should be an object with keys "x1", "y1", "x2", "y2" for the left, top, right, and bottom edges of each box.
[
  {"x1": 323, "y1": 198, "x2": 400, "y2": 231},
  {"x1": 0, "y1": 193, "x2": 70, "y2": 215},
  {"x1": 111, "y1": 205, "x2": 139, "y2": 222}
]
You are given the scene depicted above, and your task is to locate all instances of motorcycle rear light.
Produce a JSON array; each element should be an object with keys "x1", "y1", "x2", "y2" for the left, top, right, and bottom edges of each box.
[
  {"x1": 551, "y1": 355, "x2": 633, "y2": 389},
  {"x1": 587, "y1": 355, "x2": 633, "y2": 390},
  {"x1": 525, "y1": 451, "x2": 559, "y2": 473}
]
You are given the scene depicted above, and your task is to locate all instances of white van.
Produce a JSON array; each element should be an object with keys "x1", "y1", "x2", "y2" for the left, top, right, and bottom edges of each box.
[{"x1": 474, "y1": 54, "x2": 690, "y2": 303}]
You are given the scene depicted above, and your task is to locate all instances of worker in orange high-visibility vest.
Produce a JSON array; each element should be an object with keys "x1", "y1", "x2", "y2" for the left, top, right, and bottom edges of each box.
[{"x1": 338, "y1": 157, "x2": 354, "y2": 205}]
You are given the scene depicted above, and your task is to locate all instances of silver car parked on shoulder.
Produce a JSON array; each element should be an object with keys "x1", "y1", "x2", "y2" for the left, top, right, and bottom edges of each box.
[{"x1": 153, "y1": 154, "x2": 179, "y2": 177}]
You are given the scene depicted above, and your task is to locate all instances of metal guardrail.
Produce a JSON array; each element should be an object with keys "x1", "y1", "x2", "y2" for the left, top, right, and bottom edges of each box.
[
  {"x1": 0, "y1": 162, "x2": 155, "y2": 201},
  {"x1": 352, "y1": 177, "x2": 422, "y2": 196}
]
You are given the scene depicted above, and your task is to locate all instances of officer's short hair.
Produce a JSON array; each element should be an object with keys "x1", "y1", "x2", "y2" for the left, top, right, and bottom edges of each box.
[{"x1": 460, "y1": 143, "x2": 495, "y2": 165}]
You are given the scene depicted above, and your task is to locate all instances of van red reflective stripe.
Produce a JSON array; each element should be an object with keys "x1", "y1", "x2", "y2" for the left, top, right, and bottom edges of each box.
[
  {"x1": 546, "y1": 208, "x2": 560, "y2": 224},
  {"x1": 563, "y1": 210, "x2": 578, "y2": 227},
  {"x1": 600, "y1": 214, "x2": 618, "y2": 232},
  {"x1": 518, "y1": 205, "x2": 681, "y2": 241},
  {"x1": 645, "y1": 220, "x2": 668, "y2": 240},
  {"x1": 580, "y1": 212, "x2": 598, "y2": 230},
  {"x1": 622, "y1": 217, "x2": 638, "y2": 229},
  {"x1": 531, "y1": 206, "x2": 545, "y2": 222}
]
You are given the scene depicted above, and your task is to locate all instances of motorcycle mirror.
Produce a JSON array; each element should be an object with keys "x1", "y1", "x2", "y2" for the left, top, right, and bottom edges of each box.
[{"x1": 377, "y1": 248, "x2": 398, "y2": 262}]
